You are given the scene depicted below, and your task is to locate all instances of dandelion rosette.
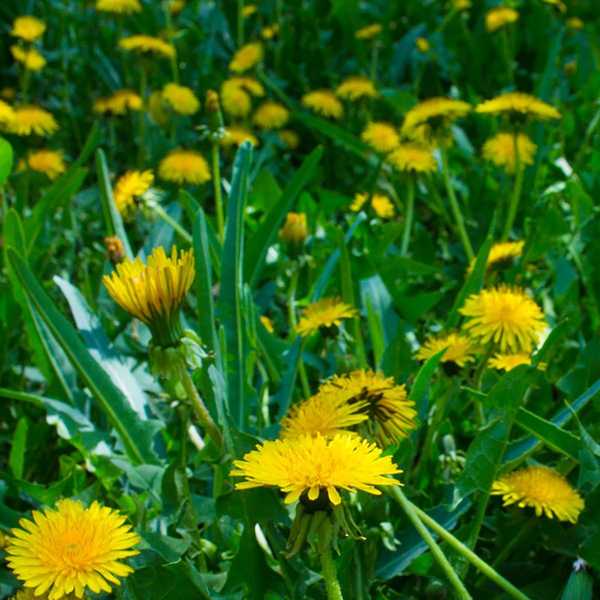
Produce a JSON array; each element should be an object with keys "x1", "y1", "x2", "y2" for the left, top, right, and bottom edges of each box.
[
  {"x1": 416, "y1": 332, "x2": 477, "y2": 367},
  {"x1": 6, "y1": 499, "x2": 140, "y2": 600},
  {"x1": 296, "y1": 298, "x2": 357, "y2": 337},
  {"x1": 301, "y1": 90, "x2": 344, "y2": 119},
  {"x1": 113, "y1": 170, "x2": 154, "y2": 214},
  {"x1": 476, "y1": 92, "x2": 560, "y2": 121},
  {"x1": 159, "y1": 149, "x2": 211, "y2": 185}
]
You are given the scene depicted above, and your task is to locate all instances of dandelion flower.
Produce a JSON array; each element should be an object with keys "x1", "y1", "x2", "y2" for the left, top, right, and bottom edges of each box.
[
  {"x1": 260, "y1": 315, "x2": 274, "y2": 333},
  {"x1": 279, "y1": 212, "x2": 308, "y2": 244},
  {"x1": 476, "y1": 92, "x2": 560, "y2": 120},
  {"x1": 361, "y1": 122, "x2": 400, "y2": 154},
  {"x1": 485, "y1": 7, "x2": 519, "y2": 32},
  {"x1": 231, "y1": 433, "x2": 401, "y2": 505},
  {"x1": 301, "y1": 90, "x2": 344, "y2": 120},
  {"x1": 253, "y1": 101, "x2": 289, "y2": 129},
  {"x1": 350, "y1": 193, "x2": 368, "y2": 212},
  {"x1": 119, "y1": 35, "x2": 175, "y2": 59},
  {"x1": 279, "y1": 129, "x2": 300, "y2": 149},
  {"x1": 5, "y1": 498, "x2": 140, "y2": 600},
  {"x1": 11, "y1": 16, "x2": 46, "y2": 42},
  {"x1": 416, "y1": 332, "x2": 477, "y2": 367},
  {"x1": 0, "y1": 100, "x2": 16, "y2": 127},
  {"x1": 371, "y1": 194, "x2": 395, "y2": 219},
  {"x1": 11, "y1": 46, "x2": 46, "y2": 71},
  {"x1": 460, "y1": 286, "x2": 546, "y2": 353},
  {"x1": 402, "y1": 97, "x2": 471, "y2": 137},
  {"x1": 221, "y1": 77, "x2": 264, "y2": 118},
  {"x1": 567, "y1": 17, "x2": 584, "y2": 30},
  {"x1": 467, "y1": 240, "x2": 524, "y2": 274},
  {"x1": 221, "y1": 125, "x2": 258, "y2": 148},
  {"x1": 242, "y1": 4, "x2": 257, "y2": 18},
  {"x1": 8, "y1": 105, "x2": 58, "y2": 137},
  {"x1": 96, "y1": 0, "x2": 141, "y2": 13},
  {"x1": 158, "y1": 149, "x2": 211, "y2": 185},
  {"x1": 162, "y1": 83, "x2": 200, "y2": 115},
  {"x1": 25, "y1": 149, "x2": 66, "y2": 180},
  {"x1": 482, "y1": 132, "x2": 537, "y2": 174},
  {"x1": 388, "y1": 143, "x2": 437, "y2": 173},
  {"x1": 452, "y1": 0, "x2": 471, "y2": 11},
  {"x1": 113, "y1": 170, "x2": 154, "y2": 214},
  {"x1": 229, "y1": 42, "x2": 263, "y2": 73},
  {"x1": 261, "y1": 24, "x2": 280, "y2": 40},
  {"x1": 355, "y1": 23, "x2": 382, "y2": 40},
  {"x1": 169, "y1": 0, "x2": 186, "y2": 14},
  {"x1": 94, "y1": 90, "x2": 142, "y2": 115},
  {"x1": 416, "y1": 37, "x2": 430, "y2": 53},
  {"x1": 296, "y1": 298, "x2": 357, "y2": 337},
  {"x1": 492, "y1": 466, "x2": 584, "y2": 523},
  {"x1": 336, "y1": 76, "x2": 377, "y2": 101},
  {"x1": 488, "y1": 353, "x2": 532, "y2": 372}
]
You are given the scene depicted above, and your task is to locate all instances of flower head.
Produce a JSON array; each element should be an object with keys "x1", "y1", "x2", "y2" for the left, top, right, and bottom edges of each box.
[
  {"x1": 488, "y1": 353, "x2": 532, "y2": 372},
  {"x1": 11, "y1": 46, "x2": 46, "y2": 71},
  {"x1": 387, "y1": 143, "x2": 437, "y2": 173},
  {"x1": 355, "y1": 23, "x2": 382, "y2": 40},
  {"x1": 416, "y1": 37, "x2": 430, "y2": 53},
  {"x1": 452, "y1": 0, "x2": 471, "y2": 11},
  {"x1": 482, "y1": 132, "x2": 537, "y2": 174},
  {"x1": 11, "y1": 16, "x2": 46, "y2": 42},
  {"x1": 567, "y1": 17, "x2": 584, "y2": 30},
  {"x1": 221, "y1": 125, "x2": 258, "y2": 148},
  {"x1": 460, "y1": 286, "x2": 546, "y2": 353},
  {"x1": 113, "y1": 170, "x2": 154, "y2": 214},
  {"x1": 296, "y1": 298, "x2": 357, "y2": 337},
  {"x1": 96, "y1": 0, "x2": 141, "y2": 13},
  {"x1": 0, "y1": 100, "x2": 16, "y2": 127},
  {"x1": 103, "y1": 246, "x2": 195, "y2": 346},
  {"x1": 6, "y1": 498, "x2": 139, "y2": 600},
  {"x1": 416, "y1": 332, "x2": 477, "y2": 367},
  {"x1": 231, "y1": 433, "x2": 401, "y2": 506},
  {"x1": 371, "y1": 194, "x2": 395, "y2": 219},
  {"x1": 486, "y1": 7, "x2": 519, "y2": 32},
  {"x1": 119, "y1": 35, "x2": 175, "y2": 59},
  {"x1": 468, "y1": 240, "x2": 524, "y2": 274},
  {"x1": 402, "y1": 97, "x2": 471, "y2": 139},
  {"x1": 279, "y1": 129, "x2": 300, "y2": 149},
  {"x1": 361, "y1": 122, "x2": 400, "y2": 154},
  {"x1": 8, "y1": 105, "x2": 58, "y2": 137},
  {"x1": 476, "y1": 92, "x2": 560, "y2": 120},
  {"x1": 301, "y1": 90, "x2": 344, "y2": 119},
  {"x1": 260, "y1": 315, "x2": 274, "y2": 333},
  {"x1": 279, "y1": 212, "x2": 308, "y2": 244},
  {"x1": 221, "y1": 77, "x2": 264, "y2": 118},
  {"x1": 253, "y1": 101, "x2": 289, "y2": 129},
  {"x1": 161, "y1": 83, "x2": 199, "y2": 115},
  {"x1": 492, "y1": 466, "x2": 584, "y2": 523},
  {"x1": 94, "y1": 90, "x2": 142, "y2": 115},
  {"x1": 229, "y1": 42, "x2": 263, "y2": 73},
  {"x1": 25, "y1": 149, "x2": 66, "y2": 180},
  {"x1": 159, "y1": 149, "x2": 211, "y2": 185},
  {"x1": 261, "y1": 24, "x2": 280, "y2": 40},
  {"x1": 336, "y1": 76, "x2": 377, "y2": 101}
]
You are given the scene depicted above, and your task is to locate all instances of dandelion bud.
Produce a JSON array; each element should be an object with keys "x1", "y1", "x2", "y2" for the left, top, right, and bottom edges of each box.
[
  {"x1": 205, "y1": 89, "x2": 224, "y2": 134},
  {"x1": 279, "y1": 212, "x2": 308, "y2": 245},
  {"x1": 104, "y1": 236, "x2": 125, "y2": 264}
]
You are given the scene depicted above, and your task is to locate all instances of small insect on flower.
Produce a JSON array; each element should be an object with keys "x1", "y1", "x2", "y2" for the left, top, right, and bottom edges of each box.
[
  {"x1": 96, "y1": 0, "x2": 142, "y2": 13},
  {"x1": 485, "y1": 7, "x2": 519, "y2": 32},
  {"x1": 229, "y1": 42, "x2": 263, "y2": 73},
  {"x1": 279, "y1": 212, "x2": 308, "y2": 244},
  {"x1": 5, "y1": 498, "x2": 140, "y2": 600},
  {"x1": 301, "y1": 90, "x2": 344, "y2": 120},
  {"x1": 119, "y1": 35, "x2": 176, "y2": 59},
  {"x1": 355, "y1": 23, "x2": 382, "y2": 40},
  {"x1": 113, "y1": 170, "x2": 154, "y2": 214},
  {"x1": 11, "y1": 16, "x2": 46, "y2": 42},
  {"x1": 336, "y1": 76, "x2": 378, "y2": 101},
  {"x1": 416, "y1": 332, "x2": 477, "y2": 367},
  {"x1": 492, "y1": 466, "x2": 584, "y2": 523},
  {"x1": 460, "y1": 285, "x2": 546, "y2": 353},
  {"x1": 476, "y1": 92, "x2": 561, "y2": 121},
  {"x1": 387, "y1": 142, "x2": 437, "y2": 173},
  {"x1": 8, "y1": 105, "x2": 58, "y2": 137},
  {"x1": 94, "y1": 90, "x2": 142, "y2": 116},
  {"x1": 252, "y1": 101, "x2": 289, "y2": 130},
  {"x1": 24, "y1": 149, "x2": 66, "y2": 180},
  {"x1": 161, "y1": 83, "x2": 200, "y2": 115},
  {"x1": 11, "y1": 46, "x2": 46, "y2": 71},
  {"x1": 159, "y1": 149, "x2": 211, "y2": 185},
  {"x1": 296, "y1": 298, "x2": 358, "y2": 337},
  {"x1": 361, "y1": 122, "x2": 400, "y2": 154},
  {"x1": 231, "y1": 433, "x2": 401, "y2": 506},
  {"x1": 467, "y1": 240, "x2": 525, "y2": 274}
]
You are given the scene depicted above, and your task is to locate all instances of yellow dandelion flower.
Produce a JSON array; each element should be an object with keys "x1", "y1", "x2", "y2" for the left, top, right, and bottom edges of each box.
[
  {"x1": 119, "y1": 35, "x2": 175, "y2": 59},
  {"x1": 482, "y1": 132, "x2": 537, "y2": 174},
  {"x1": 162, "y1": 83, "x2": 199, "y2": 115},
  {"x1": 113, "y1": 170, "x2": 154, "y2": 214},
  {"x1": 0, "y1": 100, "x2": 16, "y2": 127},
  {"x1": 148, "y1": 90, "x2": 169, "y2": 125},
  {"x1": 361, "y1": 122, "x2": 400, "y2": 154},
  {"x1": 296, "y1": 298, "x2": 357, "y2": 337},
  {"x1": 103, "y1": 246, "x2": 195, "y2": 345},
  {"x1": 488, "y1": 352, "x2": 533, "y2": 372},
  {"x1": 350, "y1": 192, "x2": 368, "y2": 212},
  {"x1": 452, "y1": 0, "x2": 471, "y2": 11},
  {"x1": 460, "y1": 285, "x2": 546, "y2": 353},
  {"x1": 492, "y1": 466, "x2": 584, "y2": 523},
  {"x1": 542, "y1": 0, "x2": 566, "y2": 13},
  {"x1": 25, "y1": 149, "x2": 66, "y2": 180},
  {"x1": 10, "y1": 588, "x2": 77, "y2": 600},
  {"x1": 476, "y1": 92, "x2": 560, "y2": 120},
  {"x1": 253, "y1": 101, "x2": 289, "y2": 130},
  {"x1": 11, "y1": 46, "x2": 46, "y2": 71},
  {"x1": 8, "y1": 105, "x2": 58, "y2": 137},
  {"x1": 336, "y1": 76, "x2": 377, "y2": 101},
  {"x1": 105, "y1": 236, "x2": 126, "y2": 264},
  {"x1": 169, "y1": 0, "x2": 185, "y2": 14},
  {"x1": 416, "y1": 37, "x2": 430, "y2": 53},
  {"x1": 260, "y1": 315, "x2": 274, "y2": 333},
  {"x1": 402, "y1": 97, "x2": 471, "y2": 137},
  {"x1": 355, "y1": 23, "x2": 382, "y2": 40},
  {"x1": 158, "y1": 149, "x2": 211, "y2": 185},
  {"x1": 229, "y1": 42, "x2": 263, "y2": 73},
  {"x1": 261, "y1": 24, "x2": 280, "y2": 40},
  {"x1": 485, "y1": 7, "x2": 519, "y2": 32},
  {"x1": 221, "y1": 125, "x2": 258, "y2": 148},
  {"x1": 231, "y1": 433, "x2": 401, "y2": 505},
  {"x1": 242, "y1": 4, "x2": 257, "y2": 17},
  {"x1": 467, "y1": 240, "x2": 524, "y2": 275},
  {"x1": 279, "y1": 212, "x2": 308, "y2": 244},
  {"x1": 6, "y1": 498, "x2": 140, "y2": 600},
  {"x1": 371, "y1": 194, "x2": 395, "y2": 219},
  {"x1": 94, "y1": 90, "x2": 142, "y2": 116},
  {"x1": 567, "y1": 17, "x2": 584, "y2": 30},
  {"x1": 220, "y1": 77, "x2": 264, "y2": 118},
  {"x1": 416, "y1": 332, "x2": 477, "y2": 367},
  {"x1": 387, "y1": 143, "x2": 437, "y2": 173},
  {"x1": 96, "y1": 0, "x2": 141, "y2": 13},
  {"x1": 11, "y1": 16, "x2": 46, "y2": 42},
  {"x1": 301, "y1": 90, "x2": 344, "y2": 120},
  {"x1": 279, "y1": 129, "x2": 300, "y2": 149}
]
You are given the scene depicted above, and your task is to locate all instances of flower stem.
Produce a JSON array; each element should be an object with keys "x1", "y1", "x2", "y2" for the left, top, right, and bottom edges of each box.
[
  {"x1": 148, "y1": 202, "x2": 192, "y2": 243},
  {"x1": 237, "y1": 0, "x2": 244, "y2": 46},
  {"x1": 502, "y1": 132, "x2": 523, "y2": 241},
  {"x1": 138, "y1": 65, "x2": 148, "y2": 167},
  {"x1": 211, "y1": 142, "x2": 225, "y2": 243},
  {"x1": 441, "y1": 148, "x2": 474, "y2": 261},
  {"x1": 317, "y1": 520, "x2": 344, "y2": 600},
  {"x1": 400, "y1": 178, "x2": 415, "y2": 256}
]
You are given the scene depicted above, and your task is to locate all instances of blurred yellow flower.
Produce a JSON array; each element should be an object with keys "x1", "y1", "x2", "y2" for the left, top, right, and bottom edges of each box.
[
  {"x1": 482, "y1": 132, "x2": 537, "y2": 174},
  {"x1": 485, "y1": 7, "x2": 519, "y2": 32},
  {"x1": 25, "y1": 149, "x2": 66, "y2": 180},
  {"x1": 492, "y1": 466, "x2": 584, "y2": 523},
  {"x1": 229, "y1": 42, "x2": 263, "y2": 73},
  {"x1": 162, "y1": 83, "x2": 200, "y2": 115},
  {"x1": 336, "y1": 76, "x2": 377, "y2": 101},
  {"x1": 5, "y1": 499, "x2": 139, "y2": 600},
  {"x1": 387, "y1": 143, "x2": 437, "y2": 173},
  {"x1": 451, "y1": 0, "x2": 471, "y2": 11},
  {"x1": 488, "y1": 352, "x2": 532, "y2": 372},
  {"x1": 261, "y1": 24, "x2": 280, "y2": 40},
  {"x1": 159, "y1": 149, "x2": 211, "y2": 185},
  {"x1": 231, "y1": 433, "x2": 401, "y2": 506},
  {"x1": 260, "y1": 315, "x2": 274, "y2": 333},
  {"x1": 8, "y1": 105, "x2": 58, "y2": 137},
  {"x1": 279, "y1": 212, "x2": 308, "y2": 244},
  {"x1": 296, "y1": 298, "x2": 357, "y2": 337},
  {"x1": 301, "y1": 90, "x2": 344, "y2": 119},
  {"x1": 221, "y1": 77, "x2": 264, "y2": 118},
  {"x1": 11, "y1": 46, "x2": 46, "y2": 71},
  {"x1": 371, "y1": 194, "x2": 395, "y2": 219},
  {"x1": 0, "y1": 100, "x2": 15, "y2": 127},
  {"x1": 416, "y1": 332, "x2": 477, "y2": 366},
  {"x1": 221, "y1": 125, "x2": 258, "y2": 148},
  {"x1": 402, "y1": 97, "x2": 471, "y2": 137},
  {"x1": 253, "y1": 101, "x2": 289, "y2": 129},
  {"x1": 467, "y1": 240, "x2": 524, "y2": 273},
  {"x1": 113, "y1": 170, "x2": 154, "y2": 214},
  {"x1": 94, "y1": 90, "x2": 143, "y2": 115},
  {"x1": 476, "y1": 92, "x2": 560, "y2": 120},
  {"x1": 11, "y1": 16, "x2": 46, "y2": 42},
  {"x1": 96, "y1": 0, "x2": 141, "y2": 13},
  {"x1": 169, "y1": 0, "x2": 186, "y2": 14},
  {"x1": 567, "y1": 17, "x2": 584, "y2": 30},
  {"x1": 119, "y1": 35, "x2": 175, "y2": 59},
  {"x1": 355, "y1": 23, "x2": 382, "y2": 40},
  {"x1": 279, "y1": 129, "x2": 300, "y2": 149},
  {"x1": 361, "y1": 122, "x2": 400, "y2": 154},
  {"x1": 416, "y1": 37, "x2": 430, "y2": 53}
]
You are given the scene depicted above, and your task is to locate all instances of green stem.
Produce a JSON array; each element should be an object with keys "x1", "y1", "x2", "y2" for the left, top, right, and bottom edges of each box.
[
  {"x1": 163, "y1": 1, "x2": 179, "y2": 83},
  {"x1": 138, "y1": 65, "x2": 148, "y2": 166},
  {"x1": 317, "y1": 520, "x2": 344, "y2": 600},
  {"x1": 501, "y1": 28, "x2": 513, "y2": 85},
  {"x1": 400, "y1": 178, "x2": 415, "y2": 256},
  {"x1": 441, "y1": 148, "x2": 474, "y2": 260},
  {"x1": 390, "y1": 487, "x2": 472, "y2": 600},
  {"x1": 211, "y1": 142, "x2": 225, "y2": 243},
  {"x1": 369, "y1": 43, "x2": 379, "y2": 82},
  {"x1": 237, "y1": 0, "x2": 244, "y2": 46},
  {"x1": 298, "y1": 339, "x2": 311, "y2": 399},
  {"x1": 502, "y1": 132, "x2": 523, "y2": 241},
  {"x1": 149, "y1": 202, "x2": 192, "y2": 243}
]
